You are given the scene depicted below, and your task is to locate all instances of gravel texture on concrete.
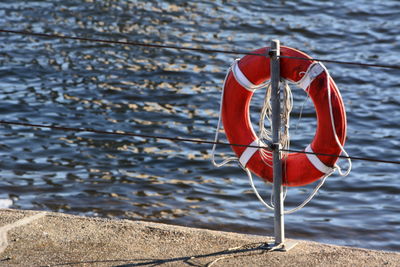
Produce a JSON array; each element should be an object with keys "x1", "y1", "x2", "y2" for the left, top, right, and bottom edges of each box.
[{"x1": 0, "y1": 209, "x2": 399, "y2": 266}]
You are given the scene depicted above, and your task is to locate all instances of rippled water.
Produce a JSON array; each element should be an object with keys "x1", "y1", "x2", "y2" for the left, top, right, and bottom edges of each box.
[{"x1": 1, "y1": 0, "x2": 400, "y2": 252}]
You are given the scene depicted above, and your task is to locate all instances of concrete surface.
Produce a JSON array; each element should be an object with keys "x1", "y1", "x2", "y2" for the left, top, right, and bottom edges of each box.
[{"x1": 0, "y1": 208, "x2": 399, "y2": 266}]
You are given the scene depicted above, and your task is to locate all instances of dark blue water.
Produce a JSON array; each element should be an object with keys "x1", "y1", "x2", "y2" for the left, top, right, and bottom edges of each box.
[{"x1": 0, "y1": 0, "x2": 399, "y2": 252}]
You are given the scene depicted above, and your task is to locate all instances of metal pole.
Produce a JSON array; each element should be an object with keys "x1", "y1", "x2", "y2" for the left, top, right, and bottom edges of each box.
[{"x1": 270, "y1": 40, "x2": 285, "y2": 245}]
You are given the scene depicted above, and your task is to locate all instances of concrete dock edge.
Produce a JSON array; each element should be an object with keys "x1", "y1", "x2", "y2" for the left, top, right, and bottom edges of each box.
[{"x1": 0, "y1": 208, "x2": 399, "y2": 266}]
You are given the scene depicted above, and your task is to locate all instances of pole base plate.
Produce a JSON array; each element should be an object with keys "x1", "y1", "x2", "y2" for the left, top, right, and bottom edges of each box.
[{"x1": 264, "y1": 241, "x2": 298, "y2": 252}]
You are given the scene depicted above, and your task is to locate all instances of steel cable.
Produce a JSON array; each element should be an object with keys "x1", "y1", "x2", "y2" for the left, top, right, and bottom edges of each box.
[
  {"x1": 1, "y1": 29, "x2": 400, "y2": 70},
  {"x1": 1, "y1": 120, "x2": 399, "y2": 166},
  {"x1": 0, "y1": 29, "x2": 260, "y2": 57}
]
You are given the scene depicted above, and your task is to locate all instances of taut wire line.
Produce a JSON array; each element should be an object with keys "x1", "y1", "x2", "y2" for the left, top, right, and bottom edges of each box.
[
  {"x1": 1, "y1": 29, "x2": 400, "y2": 70},
  {"x1": 0, "y1": 29, "x2": 260, "y2": 57},
  {"x1": 1, "y1": 120, "x2": 400, "y2": 166}
]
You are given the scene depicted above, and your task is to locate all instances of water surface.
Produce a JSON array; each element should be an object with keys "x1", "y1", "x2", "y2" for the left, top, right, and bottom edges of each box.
[{"x1": 0, "y1": 0, "x2": 399, "y2": 251}]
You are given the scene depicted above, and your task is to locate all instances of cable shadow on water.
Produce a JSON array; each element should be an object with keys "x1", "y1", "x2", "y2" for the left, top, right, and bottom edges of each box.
[{"x1": 43, "y1": 242, "x2": 270, "y2": 267}]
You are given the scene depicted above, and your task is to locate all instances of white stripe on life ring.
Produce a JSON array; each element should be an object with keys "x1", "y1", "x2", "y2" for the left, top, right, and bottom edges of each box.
[
  {"x1": 305, "y1": 145, "x2": 334, "y2": 174},
  {"x1": 232, "y1": 62, "x2": 257, "y2": 92},
  {"x1": 239, "y1": 139, "x2": 267, "y2": 167},
  {"x1": 297, "y1": 62, "x2": 325, "y2": 90}
]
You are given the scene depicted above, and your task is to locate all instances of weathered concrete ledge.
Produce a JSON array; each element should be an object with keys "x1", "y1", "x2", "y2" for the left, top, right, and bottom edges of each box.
[{"x1": 0, "y1": 209, "x2": 399, "y2": 266}]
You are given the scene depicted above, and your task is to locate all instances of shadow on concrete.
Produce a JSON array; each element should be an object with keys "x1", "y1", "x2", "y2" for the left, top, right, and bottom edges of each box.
[{"x1": 43, "y1": 243, "x2": 269, "y2": 267}]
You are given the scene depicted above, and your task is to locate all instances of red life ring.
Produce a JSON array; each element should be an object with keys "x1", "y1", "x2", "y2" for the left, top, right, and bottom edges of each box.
[{"x1": 222, "y1": 46, "x2": 346, "y2": 187}]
